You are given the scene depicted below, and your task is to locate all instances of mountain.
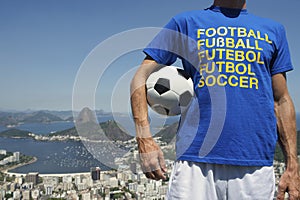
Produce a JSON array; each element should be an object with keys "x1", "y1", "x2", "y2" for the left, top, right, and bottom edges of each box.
[
  {"x1": 154, "y1": 122, "x2": 178, "y2": 144},
  {"x1": 0, "y1": 112, "x2": 18, "y2": 126},
  {"x1": 42, "y1": 110, "x2": 73, "y2": 120},
  {"x1": 21, "y1": 111, "x2": 63, "y2": 123},
  {"x1": 0, "y1": 128, "x2": 31, "y2": 138},
  {"x1": 50, "y1": 107, "x2": 133, "y2": 141},
  {"x1": 100, "y1": 120, "x2": 133, "y2": 141},
  {"x1": 0, "y1": 110, "x2": 64, "y2": 125},
  {"x1": 50, "y1": 120, "x2": 133, "y2": 141},
  {"x1": 75, "y1": 107, "x2": 97, "y2": 124},
  {"x1": 0, "y1": 109, "x2": 130, "y2": 126},
  {"x1": 0, "y1": 111, "x2": 23, "y2": 126}
]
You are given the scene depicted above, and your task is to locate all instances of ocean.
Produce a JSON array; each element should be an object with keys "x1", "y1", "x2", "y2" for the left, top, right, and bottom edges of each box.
[{"x1": 0, "y1": 137, "x2": 110, "y2": 173}]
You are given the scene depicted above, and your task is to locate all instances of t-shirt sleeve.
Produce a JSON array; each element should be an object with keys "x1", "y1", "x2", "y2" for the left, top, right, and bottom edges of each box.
[
  {"x1": 270, "y1": 24, "x2": 293, "y2": 75},
  {"x1": 143, "y1": 18, "x2": 181, "y2": 66}
]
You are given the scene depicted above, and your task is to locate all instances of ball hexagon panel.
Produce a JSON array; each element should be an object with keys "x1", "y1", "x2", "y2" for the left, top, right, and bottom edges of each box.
[
  {"x1": 154, "y1": 78, "x2": 170, "y2": 95},
  {"x1": 179, "y1": 91, "x2": 193, "y2": 107},
  {"x1": 176, "y1": 68, "x2": 191, "y2": 80},
  {"x1": 151, "y1": 104, "x2": 170, "y2": 116}
]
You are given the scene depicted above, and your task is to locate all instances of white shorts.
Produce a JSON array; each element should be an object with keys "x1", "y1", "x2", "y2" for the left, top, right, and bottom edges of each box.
[{"x1": 167, "y1": 161, "x2": 275, "y2": 200}]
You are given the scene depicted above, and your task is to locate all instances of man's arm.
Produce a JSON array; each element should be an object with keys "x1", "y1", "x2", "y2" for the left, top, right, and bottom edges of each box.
[
  {"x1": 272, "y1": 73, "x2": 300, "y2": 200},
  {"x1": 130, "y1": 57, "x2": 167, "y2": 180}
]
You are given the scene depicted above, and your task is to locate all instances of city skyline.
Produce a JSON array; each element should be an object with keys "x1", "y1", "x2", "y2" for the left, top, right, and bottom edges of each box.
[{"x1": 0, "y1": 0, "x2": 299, "y2": 114}]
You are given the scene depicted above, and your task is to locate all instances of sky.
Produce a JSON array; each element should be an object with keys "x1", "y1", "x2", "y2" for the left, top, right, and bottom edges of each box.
[{"x1": 0, "y1": 0, "x2": 299, "y2": 114}]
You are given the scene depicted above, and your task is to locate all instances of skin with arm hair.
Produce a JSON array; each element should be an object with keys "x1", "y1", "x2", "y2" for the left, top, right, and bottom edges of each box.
[
  {"x1": 272, "y1": 73, "x2": 300, "y2": 200},
  {"x1": 130, "y1": 56, "x2": 167, "y2": 180}
]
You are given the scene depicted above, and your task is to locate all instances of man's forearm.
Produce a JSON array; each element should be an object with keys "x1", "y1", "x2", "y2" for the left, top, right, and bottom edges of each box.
[
  {"x1": 275, "y1": 94, "x2": 298, "y2": 169},
  {"x1": 130, "y1": 58, "x2": 159, "y2": 138},
  {"x1": 130, "y1": 85, "x2": 152, "y2": 138}
]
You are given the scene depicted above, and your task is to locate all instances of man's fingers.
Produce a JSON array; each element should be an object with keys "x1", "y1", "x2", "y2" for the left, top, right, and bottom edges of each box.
[
  {"x1": 145, "y1": 172, "x2": 156, "y2": 180},
  {"x1": 277, "y1": 187, "x2": 287, "y2": 200},
  {"x1": 145, "y1": 169, "x2": 165, "y2": 180},
  {"x1": 138, "y1": 147, "x2": 167, "y2": 180},
  {"x1": 153, "y1": 169, "x2": 166, "y2": 180},
  {"x1": 277, "y1": 187, "x2": 300, "y2": 200},
  {"x1": 140, "y1": 153, "x2": 167, "y2": 180},
  {"x1": 288, "y1": 190, "x2": 300, "y2": 200},
  {"x1": 276, "y1": 191, "x2": 285, "y2": 200},
  {"x1": 277, "y1": 181, "x2": 287, "y2": 200},
  {"x1": 158, "y1": 149, "x2": 167, "y2": 173}
]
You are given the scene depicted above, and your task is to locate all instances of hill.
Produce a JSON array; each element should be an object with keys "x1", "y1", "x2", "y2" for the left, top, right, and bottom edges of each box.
[
  {"x1": 154, "y1": 122, "x2": 178, "y2": 144},
  {"x1": 0, "y1": 128, "x2": 31, "y2": 138},
  {"x1": 21, "y1": 111, "x2": 63, "y2": 123},
  {"x1": 50, "y1": 120, "x2": 133, "y2": 141},
  {"x1": 0, "y1": 112, "x2": 20, "y2": 126},
  {"x1": 99, "y1": 120, "x2": 133, "y2": 141},
  {"x1": 0, "y1": 111, "x2": 64, "y2": 126},
  {"x1": 274, "y1": 130, "x2": 300, "y2": 162},
  {"x1": 0, "y1": 108, "x2": 123, "y2": 126}
]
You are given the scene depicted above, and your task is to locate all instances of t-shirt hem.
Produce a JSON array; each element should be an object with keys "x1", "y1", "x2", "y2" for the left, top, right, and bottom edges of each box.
[
  {"x1": 271, "y1": 65, "x2": 293, "y2": 75},
  {"x1": 143, "y1": 49, "x2": 166, "y2": 65},
  {"x1": 177, "y1": 155, "x2": 273, "y2": 167}
]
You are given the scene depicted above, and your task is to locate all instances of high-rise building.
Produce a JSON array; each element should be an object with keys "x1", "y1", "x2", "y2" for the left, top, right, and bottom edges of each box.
[
  {"x1": 90, "y1": 167, "x2": 101, "y2": 181},
  {"x1": 25, "y1": 172, "x2": 39, "y2": 185},
  {"x1": 130, "y1": 162, "x2": 138, "y2": 174},
  {"x1": 31, "y1": 189, "x2": 40, "y2": 200},
  {"x1": 13, "y1": 152, "x2": 20, "y2": 162},
  {"x1": 45, "y1": 185, "x2": 53, "y2": 195},
  {"x1": 0, "y1": 150, "x2": 6, "y2": 155},
  {"x1": 22, "y1": 190, "x2": 31, "y2": 200}
]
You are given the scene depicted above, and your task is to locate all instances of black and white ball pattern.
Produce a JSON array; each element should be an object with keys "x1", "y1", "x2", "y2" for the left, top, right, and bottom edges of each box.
[{"x1": 146, "y1": 65, "x2": 194, "y2": 116}]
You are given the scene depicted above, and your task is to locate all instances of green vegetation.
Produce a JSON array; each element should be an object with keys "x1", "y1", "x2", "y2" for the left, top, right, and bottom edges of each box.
[
  {"x1": 5, "y1": 193, "x2": 13, "y2": 199},
  {"x1": 112, "y1": 193, "x2": 124, "y2": 199},
  {"x1": 98, "y1": 191, "x2": 106, "y2": 198},
  {"x1": 21, "y1": 111, "x2": 63, "y2": 123},
  {"x1": 274, "y1": 130, "x2": 300, "y2": 162},
  {"x1": 0, "y1": 151, "x2": 35, "y2": 171},
  {"x1": 0, "y1": 110, "x2": 65, "y2": 126},
  {"x1": 110, "y1": 187, "x2": 120, "y2": 191},
  {"x1": 274, "y1": 144, "x2": 285, "y2": 162},
  {"x1": 0, "y1": 152, "x2": 12, "y2": 160},
  {"x1": 0, "y1": 172, "x2": 5, "y2": 182},
  {"x1": 0, "y1": 128, "x2": 31, "y2": 138},
  {"x1": 154, "y1": 122, "x2": 179, "y2": 144}
]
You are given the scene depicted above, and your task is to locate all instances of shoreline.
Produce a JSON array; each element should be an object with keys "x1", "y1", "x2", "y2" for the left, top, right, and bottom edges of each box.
[
  {"x1": 1, "y1": 156, "x2": 115, "y2": 177},
  {"x1": 5, "y1": 170, "x2": 117, "y2": 178},
  {"x1": 0, "y1": 156, "x2": 37, "y2": 174}
]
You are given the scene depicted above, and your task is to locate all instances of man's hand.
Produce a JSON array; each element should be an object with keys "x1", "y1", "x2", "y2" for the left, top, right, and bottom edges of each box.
[
  {"x1": 272, "y1": 73, "x2": 300, "y2": 200},
  {"x1": 277, "y1": 168, "x2": 300, "y2": 200},
  {"x1": 137, "y1": 137, "x2": 167, "y2": 180}
]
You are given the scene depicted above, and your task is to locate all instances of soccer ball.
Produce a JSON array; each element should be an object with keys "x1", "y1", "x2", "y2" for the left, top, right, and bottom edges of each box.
[{"x1": 146, "y1": 65, "x2": 194, "y2": 116}]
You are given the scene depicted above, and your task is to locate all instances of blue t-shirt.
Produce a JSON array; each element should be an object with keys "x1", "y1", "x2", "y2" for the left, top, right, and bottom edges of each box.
[{"x1": 144, "y1": 6, "x2": 293, "y2": 166}]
